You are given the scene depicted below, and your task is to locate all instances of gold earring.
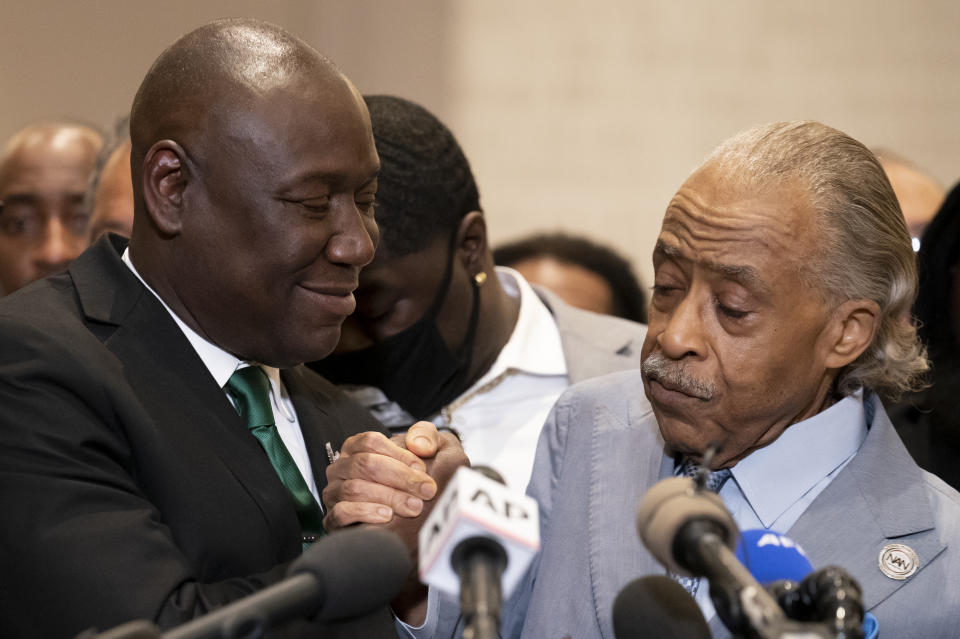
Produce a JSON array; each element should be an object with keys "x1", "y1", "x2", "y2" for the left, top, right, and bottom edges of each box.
[{"x1": 473, "y1": 272, "x2": 488, "y2": 287}]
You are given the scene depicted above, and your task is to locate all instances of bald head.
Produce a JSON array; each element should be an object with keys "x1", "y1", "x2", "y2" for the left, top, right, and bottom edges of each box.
[
  {"x1": 130, "y1": 20, "x2": 342, "y2": 194},
  {"x1": 0, "y1": 122, "x2": 102, "y2": 295},
  {"x1": 126, "y1": 19, "x2": 379, "y2": 367}
]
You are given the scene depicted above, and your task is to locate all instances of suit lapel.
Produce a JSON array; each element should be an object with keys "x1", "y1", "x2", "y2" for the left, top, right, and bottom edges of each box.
[
  {"x1": 786, "y1": 396, "x2": 946, "y2": 610},
  {"x1": 284, "y1": 367, "x2": 335, "y2": 494},
  {"x1": 70, "y1": 236, "x2": 302, "y2": 542},
  {"x1": 535, "y1": 287, "x2": 646, "y2": 384},
  {"x1": 588, "y1": 382, "x2": 672, "y2": 639},
  {"x1": 283, "y1": 366, "x2": 389, "y2": 499}
]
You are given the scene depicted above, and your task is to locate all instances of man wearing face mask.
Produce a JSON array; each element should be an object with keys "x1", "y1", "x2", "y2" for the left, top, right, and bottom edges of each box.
[{"x1": 309, "y1": 95, "x2": 647, "y2": 491}]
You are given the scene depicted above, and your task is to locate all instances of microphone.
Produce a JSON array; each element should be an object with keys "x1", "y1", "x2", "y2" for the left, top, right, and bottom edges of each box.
[
  {"x1": 162, "y1": 527, "x2": 411, "y2": 639},
  {"x1": 737, "y1": 529, "x2": 868, "y2": 639},
  {"x1": 768, "y1": 567, "x2": 865, "y2": 639},
  {"x1": 736, "y1": 529, "x2": 813, "y2": 585},
  {"x1": 612, "y1": 575, "x2": 711, "y2": 639},
  {"x1": 418, "y1": 465, "x2": 540, "y2": 639},
  {"x1": 636, "y1": 476, "x2": 837, "y2": 639}
]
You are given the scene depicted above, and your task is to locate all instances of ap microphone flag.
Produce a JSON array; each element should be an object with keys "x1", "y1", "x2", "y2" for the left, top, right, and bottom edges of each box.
[
  {"x1": 418, "y1": 465, "x2": 540, "y2": 598},
  {"x1": 735, "y1": 529, "x2": 812, "y2": 584}
]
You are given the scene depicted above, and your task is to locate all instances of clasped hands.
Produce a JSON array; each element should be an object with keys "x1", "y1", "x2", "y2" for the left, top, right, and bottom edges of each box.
[{"x1": 322, "y1": 421, "x2": 468, "y2": 532}]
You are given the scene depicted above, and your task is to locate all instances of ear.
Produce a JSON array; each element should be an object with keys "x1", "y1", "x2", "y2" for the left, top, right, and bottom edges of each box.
[
  {"x1": 454, "y1": 210, "x2": 488, "y2": 275},
  {"x1": 822, "y1": 299, "x2": 882, "y2": 369},
  {"x1": 141, "y1": 140, "x2": 189, "y2": 237}
]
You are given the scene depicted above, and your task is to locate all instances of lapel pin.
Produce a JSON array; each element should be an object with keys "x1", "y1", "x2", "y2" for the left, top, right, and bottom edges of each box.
[
  {"x1": 878, "y1": 543, "x2": 919, "y2": 580},
  {"x1": 325, "y1": 442, "x2": 340, "y2": 464}
]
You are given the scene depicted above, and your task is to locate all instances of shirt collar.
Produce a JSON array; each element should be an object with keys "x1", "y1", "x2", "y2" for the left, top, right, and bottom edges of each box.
[
  {"x1": 121, "y1": 248, "x2": 279, "y2": 389},
  {"x1": 730, "y1": 390, "x2": 868, "y2": 529},
  {"x1": 468, "y1": 267, "x2": 567, "y2": 389}
]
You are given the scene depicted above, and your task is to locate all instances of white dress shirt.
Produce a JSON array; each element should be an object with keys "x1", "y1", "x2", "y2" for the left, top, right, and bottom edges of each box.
[
  {"x1": 121, "y1": 248, "x2": 320, "y2": 505},
  {"x1": 439, "y1": 267, "x2": 569, "y2": 489}
]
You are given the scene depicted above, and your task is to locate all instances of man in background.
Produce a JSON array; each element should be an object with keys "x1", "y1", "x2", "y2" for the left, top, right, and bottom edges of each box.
[
  {"x1": 88, "y1": 115, "x2": 135, "y2": 241},
  {"x1": 494, "y1": 231, "x2": 647, "y2": 322},
  {"x1": 875, "y1": 148, "x2": 946, "y2": 246},
  {"x1": 0, "y1": 121, "x2": 101, "y2": 295},
  {"x1": 311, "y1": 95, "x2": 647, "y2": 492}
]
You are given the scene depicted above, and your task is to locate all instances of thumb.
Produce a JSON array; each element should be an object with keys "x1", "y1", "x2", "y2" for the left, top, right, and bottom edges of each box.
[{"x1": 405, "y1": 421, "x2": 440, "y2": 458}]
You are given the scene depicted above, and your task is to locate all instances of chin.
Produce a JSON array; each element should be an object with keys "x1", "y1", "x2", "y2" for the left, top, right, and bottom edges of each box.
[
  {"x1": 253, "y1": 328, "x2": 342, "y2": 368},
  {"x1": 653, "y1": 409, "x2": 712, "y2": 456}
]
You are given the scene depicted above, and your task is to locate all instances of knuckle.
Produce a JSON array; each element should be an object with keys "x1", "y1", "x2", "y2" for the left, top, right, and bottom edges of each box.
[
  {"x1": 352, "y1": 452, "x2": 376, "y2": 477},
  {"x1": 340, "y1": 478, "x2": 367, "y2": 501},
  {"x1": 358, "y1": 431, "x2": 386, "y2": 449}
]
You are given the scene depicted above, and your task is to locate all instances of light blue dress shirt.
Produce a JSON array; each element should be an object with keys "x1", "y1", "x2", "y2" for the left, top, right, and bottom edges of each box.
[{"x1": 679, "y1": 390, "x2": 869, "y2": 619}]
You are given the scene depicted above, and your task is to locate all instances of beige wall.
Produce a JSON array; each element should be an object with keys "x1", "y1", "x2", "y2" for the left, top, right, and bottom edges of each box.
[{"x1": 3, "y1": 1, "x2": 958, "y2": 286}]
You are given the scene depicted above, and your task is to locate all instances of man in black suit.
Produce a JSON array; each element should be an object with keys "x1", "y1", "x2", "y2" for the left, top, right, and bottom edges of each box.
[{"x1": 0, "y1": 19, "x2": 448, "y2": 639}]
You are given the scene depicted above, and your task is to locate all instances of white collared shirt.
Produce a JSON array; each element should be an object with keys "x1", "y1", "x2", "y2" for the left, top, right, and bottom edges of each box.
[
  {"x1": 121, "y1": 248, "x2": 320, "y2": 504},
  {"x1": 342, "y1": 267, "x2": 569, "y2": 491},
  {"x1": 679, "y1": 391, "x2": 869, "y2": 619},
  {"x1": 440, "y1": 267, "x2": 569, "y2": 490}
]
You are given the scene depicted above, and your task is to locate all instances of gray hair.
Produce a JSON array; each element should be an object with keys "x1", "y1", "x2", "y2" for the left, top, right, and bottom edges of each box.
[{"x1": 704, "y1": 121, "x2": 927, "y2": 400}]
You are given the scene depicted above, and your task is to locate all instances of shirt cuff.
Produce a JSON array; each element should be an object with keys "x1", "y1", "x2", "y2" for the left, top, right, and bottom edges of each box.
[{"x1": 393, "y1": 585, "x2": 440, "y2": 638}]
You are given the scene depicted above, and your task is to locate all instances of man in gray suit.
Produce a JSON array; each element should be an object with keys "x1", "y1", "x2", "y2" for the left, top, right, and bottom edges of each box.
[
  {"x1": 311, "y1": 95, "x2": 647, "y2": 493},
  {"x1": 491, "y1": 121, "x2": 960, "y2": 638},
  {"x1": 369, "y1": 120, "x2": 960, "y2": 637}
]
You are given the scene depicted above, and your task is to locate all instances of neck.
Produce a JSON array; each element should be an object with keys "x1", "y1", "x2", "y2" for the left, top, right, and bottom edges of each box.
[{"x1": 463, "y1": 268, "x2": 521, "y2": 386}]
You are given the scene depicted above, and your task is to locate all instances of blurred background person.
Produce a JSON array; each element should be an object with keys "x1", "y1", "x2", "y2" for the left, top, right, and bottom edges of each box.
[
  {"x1": 87, "y1": 115, "x2": 134, "y2": 241},
  {"x1": 311, "y1": 95, "x2": 647, "y2": 490},
  {"x1": 494, "y1": 232, "x2": 647, "y2": 323},
  {"x1": 0, "y1": 122, "x2": 102, "y2": 296},
  {"x1": 889, "y1": 181, "x2": 960, "y2": 490},
  {"x1": 875, "y1": 148, "x2": 946, "y2": 249}
]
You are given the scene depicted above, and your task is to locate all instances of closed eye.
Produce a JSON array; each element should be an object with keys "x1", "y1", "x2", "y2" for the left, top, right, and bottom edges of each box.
[{"x1": 717, "y1": 302, "x2": 749, "y2": 319}]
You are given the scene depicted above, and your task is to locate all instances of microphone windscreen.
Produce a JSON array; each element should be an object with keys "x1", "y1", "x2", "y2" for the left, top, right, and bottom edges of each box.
[
  {"x1": 735, "y1": 529, "x2": 812, "y2": 584},
  {"x1": 612, "y1": 576, "x2": 711, "y2": 639},
  {"x1": 635, "y1": 476, "x2": 738, "y2": 575},
  {"x1": 289, "y1": 527, "x2": 411, "y2": 621}
]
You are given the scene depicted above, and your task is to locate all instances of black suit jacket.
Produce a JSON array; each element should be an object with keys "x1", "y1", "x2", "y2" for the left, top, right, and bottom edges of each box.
[{"x1": 0, "y1": 235, "x2": 398, "y2": 638}]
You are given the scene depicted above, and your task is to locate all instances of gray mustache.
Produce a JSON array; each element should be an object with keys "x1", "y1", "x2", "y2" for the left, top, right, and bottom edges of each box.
[{"x1": 641, "y1": 352, "x2": 716, "y2": 400}]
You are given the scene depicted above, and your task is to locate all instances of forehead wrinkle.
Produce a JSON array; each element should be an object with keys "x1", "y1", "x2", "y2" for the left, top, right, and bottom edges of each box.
[{"x1": 654, "y1": 238, "x2": 769, "y2": 295}]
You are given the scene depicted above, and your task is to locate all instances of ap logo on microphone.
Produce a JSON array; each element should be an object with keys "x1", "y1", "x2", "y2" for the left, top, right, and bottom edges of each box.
[{"x1": 418, "y1": 466, "x2": 540, "y2": 597}]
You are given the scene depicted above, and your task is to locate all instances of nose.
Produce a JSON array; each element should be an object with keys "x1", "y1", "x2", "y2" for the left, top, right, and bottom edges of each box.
[
  {"x1": 656, "y1": 291, "x2": 707, "y2": 360},
  {"x1": 325, "y1": 201, "x2": 378, "y2": 268},
  {"x1": 34, "y1": 216, "x2": 85, "y2": 273}
]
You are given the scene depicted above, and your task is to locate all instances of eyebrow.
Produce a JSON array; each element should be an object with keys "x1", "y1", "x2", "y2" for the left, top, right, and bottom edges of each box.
[
  {"x1": 654, "y1": 240, "x2": 770, "y2": 295},
  {"x1": 279, "y1": 167, "x2": 380, "y2": 193},
  {"x1": 1, "y1": 193, "x2": 41, "y2": 205}
]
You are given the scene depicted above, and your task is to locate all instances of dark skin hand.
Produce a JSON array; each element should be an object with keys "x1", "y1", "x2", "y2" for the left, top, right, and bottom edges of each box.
[{"x1": 323, "y1": 421, "x2": 469, "y2": 625}]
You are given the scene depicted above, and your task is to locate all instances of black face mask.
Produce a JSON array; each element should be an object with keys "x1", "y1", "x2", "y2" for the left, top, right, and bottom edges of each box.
[{"x1": 311, "y1": 236, "x2": 481, "y2": 421}]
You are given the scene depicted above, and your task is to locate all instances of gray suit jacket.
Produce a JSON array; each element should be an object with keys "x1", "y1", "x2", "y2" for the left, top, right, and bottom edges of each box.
[
  {"x1": 493, "y1": 369, "x2": 960, "y2": 639},
  {"x1": 534, "y1": 286, "x2": 646, "y2": 384}
]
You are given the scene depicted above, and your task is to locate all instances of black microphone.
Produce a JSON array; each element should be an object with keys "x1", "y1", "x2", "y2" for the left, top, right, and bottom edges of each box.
[
  {"x1": 447, "y1": 466, "x2": 509, "y2": 639},
  {"x1": 636, "y1": 476, "x2": 836, "y2": 639},
  {"x1": 162, "y1": 527, "x2": 411, "y2": 639},
  {"x1": 770, "y1": 567, "x2": 865, "y2": 639},
  {"x1": 612, "y1": 575, "x2": 711, "y2": 639}
]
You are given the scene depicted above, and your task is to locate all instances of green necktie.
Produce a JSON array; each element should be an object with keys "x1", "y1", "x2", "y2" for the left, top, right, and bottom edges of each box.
[{"x1": 225, "y1": 366, "x2": 324, "y2": 545}]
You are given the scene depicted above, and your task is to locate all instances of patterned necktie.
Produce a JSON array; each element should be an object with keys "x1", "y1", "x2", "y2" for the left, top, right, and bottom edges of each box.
[
  {"x1": 671, "y1": 458, "x2": 733, "y2": 598},
  {"x1": 225, "y1": 366, "x2": 324, "y2": 546}
]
